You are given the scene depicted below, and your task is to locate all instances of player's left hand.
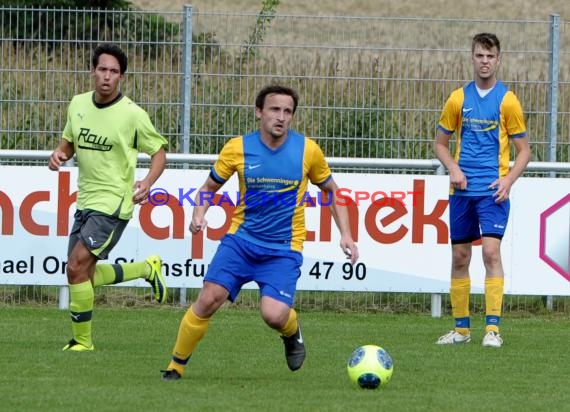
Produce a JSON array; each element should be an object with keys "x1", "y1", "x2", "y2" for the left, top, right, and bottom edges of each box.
[
  {"x1": 341, "y1": 241, "x2": 359, "y2": 264},
  {"x1": 489, "y1": 177, "x2": 512, "y2": 203},
  {"x1": 133, "y1": 181, "x2": 151, "y2": 205}
]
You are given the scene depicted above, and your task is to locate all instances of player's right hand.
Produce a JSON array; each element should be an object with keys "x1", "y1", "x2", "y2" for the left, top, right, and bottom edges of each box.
[{"x1": 449, "y1": 167, "x2": 467, "y2": 190}]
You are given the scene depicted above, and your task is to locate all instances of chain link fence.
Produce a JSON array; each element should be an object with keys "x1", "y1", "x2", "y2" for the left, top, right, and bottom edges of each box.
[{"x1": 1, "y1": 6, "x2": 569, "y2": 312}]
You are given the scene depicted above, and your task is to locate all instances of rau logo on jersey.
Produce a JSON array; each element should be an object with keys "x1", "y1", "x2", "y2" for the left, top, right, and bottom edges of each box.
[{"x1": 77, "y1": 127, "x2": 112, "y2": 151}]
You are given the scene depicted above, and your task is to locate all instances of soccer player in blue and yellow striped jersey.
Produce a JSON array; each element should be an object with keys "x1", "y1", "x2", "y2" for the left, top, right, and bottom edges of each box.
[
  {"x1": 434, "y1": 33, "x2": 531, "y2": 348},
  {"x1": 161, "y1": 84, "x2": 359, "y2": 380}
]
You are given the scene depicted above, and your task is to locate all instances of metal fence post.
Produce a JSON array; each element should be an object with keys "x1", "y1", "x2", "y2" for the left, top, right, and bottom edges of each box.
[
  {"x1": 59, "y1": 286, "x2": 69, "y2": 310},
  {"x1": 545, "y1": 13, "x2": 560, "y2": 312},
  {"x1": 58, "y1": 157, "x2": 76, "y2": 310},
  {"x1": 431, "y1": 293, "x2": 442, "y2": 318},
  {"x1": 430, "y1": 162, "x2": 447, "y2": 318},
  {"x1": 181, "y1": 4, "x2": 193, "y2": 156},
  {"x1": 548, "y1": 13, "x2": 560, "y2": 167},
  {"x1": 178, "y1": 4, "x2": 194, "y2": 307}
]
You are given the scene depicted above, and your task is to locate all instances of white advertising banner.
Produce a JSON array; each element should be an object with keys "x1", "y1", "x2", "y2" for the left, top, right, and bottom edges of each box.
[{"x1": 0, "y1": 166, "x2": 568, "y2": 295}]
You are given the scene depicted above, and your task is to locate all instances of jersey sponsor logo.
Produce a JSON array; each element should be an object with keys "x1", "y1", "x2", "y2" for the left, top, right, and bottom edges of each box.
[
  {"x1": 462, "y1": 118, "x2": 498, "y2": 132},
  {"x1": 77, "y1": 127, "x2": 113, "y2": 152},
  {"x1": 462, "y1": 107, "x2": 473, "y2": 113},
  {"x1": 248, "y1": 164, "x2": 262, "y2": 170}
]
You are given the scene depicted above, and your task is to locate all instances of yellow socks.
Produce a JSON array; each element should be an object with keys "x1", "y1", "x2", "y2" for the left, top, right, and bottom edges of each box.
[
  {"x1": 69, "y1": 281, "x2": 94, "y2": 347},
  {"x1": 167, "y1": 306, "x2": 210, "y2": 376},
  {"x1": 278, "y1": 308, "x2": 298, "y2": 337},
  {"x1": 450, "y1": 277, "x2": 471, "y2": 335},
  {"x1": 485, "y1": 276, "x2": 504, "y2": 333},
  {"x1": 447, "y1": 276, "x2": 503, "y2": 336},
  {"x1": 93, "y1": 265, "x2": 116, "y2": 287},
  {"x1": 93, "y1": 262, "x2": 147, "y2": 287}
]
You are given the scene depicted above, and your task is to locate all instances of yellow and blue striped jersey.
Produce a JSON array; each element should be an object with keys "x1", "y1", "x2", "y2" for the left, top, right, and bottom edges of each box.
[
  {"x1": 211, "y1": 130, "x2": 331, "y2": 251},
  {"x1": 437, "y1": 81, "x2": 527, "y2": 195}
]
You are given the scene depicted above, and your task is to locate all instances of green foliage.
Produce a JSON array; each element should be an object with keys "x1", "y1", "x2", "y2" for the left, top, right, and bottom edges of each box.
[
  {"x1": 557, "y1": 147, "x2": 569, "y2": 162},
  {"x1": 0, "y1": 1, "x2": 179, "y2": 56},
  {"x1": 122, "y1": 12, "x2": 180, "y2": 56},
  {"x1": 1, "y1": 5, "x2": 567, "y2": 160},
  {"x1": 0, "y1": 1, "x2": 132, "y2": 44},
  {"x1": 187, "y1": 77, "x2": 257, "y2": 154},
  {"x1": 0, "y1": 133, "x2": 25, "y2": 150},
  {"x1": 238, "y1": 0, "x2": 279, "y2": 63},
  {"x1": 317, "y1": 107, "x2": 402, "y2": 158},
  {"x1": 192, "y1": 31, "x2": 224, "y2": 65}
]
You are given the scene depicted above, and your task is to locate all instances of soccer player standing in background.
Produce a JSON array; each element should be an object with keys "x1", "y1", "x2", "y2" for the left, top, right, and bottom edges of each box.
[
  {"x1": 161, "y1": 84, "x2": 359, "y2": 380},
  {"x1": 48, "y1": 43, "x2": 168, "y2": 351},
  {"x1": 434, "y1": 33, "x2": 531, "y2": 347}
]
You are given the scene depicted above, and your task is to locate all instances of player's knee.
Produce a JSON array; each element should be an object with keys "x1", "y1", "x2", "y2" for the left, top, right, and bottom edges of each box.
[
  {"x1": 65, "y1": 260, "x2": 87, "y2": 283},
  {"x1": 194, "y1": 292, "x2": 225, "y2": 317},
  {"x1": 452, "y1": 249, "x2": 471, "y2": 267},
  {"x1": 261, "y1": 310, "x2": 288, "y2": 330},
  {"x1": 262, "y1": 315, "x2": 282, "y2": 330},
  {"x1": 482, "y1": 247, "x2": 501, "y2": 266}
]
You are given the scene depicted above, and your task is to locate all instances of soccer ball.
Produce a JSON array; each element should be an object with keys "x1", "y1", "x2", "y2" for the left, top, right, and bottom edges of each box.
[{"x1": 347, "y1": 344, "x2": 394, "y2": 389}]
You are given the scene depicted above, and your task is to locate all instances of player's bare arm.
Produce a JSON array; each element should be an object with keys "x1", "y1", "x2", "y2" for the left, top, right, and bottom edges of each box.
[
  {"x1": 189, "y1": 175, "x2": 223, "y2": 234},
  {"x1": 434, "y1": 130, "x2": 467, "y2": 190},
  {"x1": 320, "y1": 177, "x2": 359, "y2": 264},
  {"x1": 134, "y1": 148, "x2": 166, "y2": 205},
  {"x1": 48, "y1": 139, "x2": 75, "y2": 171}
]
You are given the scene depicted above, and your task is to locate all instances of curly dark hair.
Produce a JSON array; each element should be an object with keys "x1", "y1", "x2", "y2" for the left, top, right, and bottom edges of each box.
[{"x1": 92, "y1": 43, "x2": 128, "y2": 74}]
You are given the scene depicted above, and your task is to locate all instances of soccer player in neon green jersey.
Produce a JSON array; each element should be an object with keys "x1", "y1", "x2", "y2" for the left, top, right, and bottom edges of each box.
[
  {"x1": 161, "y1": 84, "x2": 359, "y2": 380},
  {"x1": 48, "y1": 43, "x2": 168, "y2": 352},
  {"x1": 434, "y1": 33, "x2": 531, "y2": 348}
]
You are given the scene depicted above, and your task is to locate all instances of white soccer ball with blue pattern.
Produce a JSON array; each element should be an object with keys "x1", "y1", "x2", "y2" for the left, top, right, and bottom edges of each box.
[{"x1": 347, "y1": 344, "x2": 394, "y2": 389}]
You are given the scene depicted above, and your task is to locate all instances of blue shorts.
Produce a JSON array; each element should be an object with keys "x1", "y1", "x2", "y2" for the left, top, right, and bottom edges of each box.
[
  {"x1": 205, "y1": 234, "x2": 303, "y2": 306},
  {"x1": 449, "y1": 195, "x2": 510, "y2": 244}
]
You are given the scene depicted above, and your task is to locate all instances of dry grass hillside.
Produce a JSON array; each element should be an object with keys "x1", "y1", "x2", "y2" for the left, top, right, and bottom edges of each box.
[
  {"x1": 122, "y1": 0, "x2": 570, "y2": 161},
  {"x1": 130, "y1": 0, "x2": 568, "y2": 20}
]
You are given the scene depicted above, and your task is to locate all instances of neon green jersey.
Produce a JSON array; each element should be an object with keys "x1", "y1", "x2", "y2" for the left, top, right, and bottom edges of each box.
[{"x1": 62, "y1": 91, "x2": 166, "y2": 219}]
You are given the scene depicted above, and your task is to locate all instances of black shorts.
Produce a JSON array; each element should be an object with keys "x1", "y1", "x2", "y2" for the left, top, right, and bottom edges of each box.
[{"x1": 68, "y1": 209, "x2": 128, "y2": 260}]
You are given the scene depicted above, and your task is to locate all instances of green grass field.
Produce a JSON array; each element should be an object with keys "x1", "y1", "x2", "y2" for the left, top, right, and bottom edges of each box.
[{"x1": 1, "y1": 306, "x2": 569, "y2": 412}]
